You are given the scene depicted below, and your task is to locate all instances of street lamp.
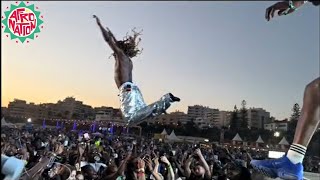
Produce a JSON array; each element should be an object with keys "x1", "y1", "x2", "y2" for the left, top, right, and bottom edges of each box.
[
  {"x1": 274, "y1": 131, "x2": 280, "y2": 137},
  {"x1": 27, "y1": 118, "x2": 32, "y2": 123}
]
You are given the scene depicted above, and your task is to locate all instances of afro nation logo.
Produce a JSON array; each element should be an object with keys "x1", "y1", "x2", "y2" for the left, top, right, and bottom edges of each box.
[{"x1": 2, "y1": 1, "x2": 44, "y2": 43}]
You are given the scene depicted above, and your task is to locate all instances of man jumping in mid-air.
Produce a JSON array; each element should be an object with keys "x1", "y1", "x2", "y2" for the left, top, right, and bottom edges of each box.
[
  {"x1": 251, "y1": 1, "x2": 320, "y2": 180},
  {"x1": 93, "y1": 15, "x2": 180, "y2": 125}
]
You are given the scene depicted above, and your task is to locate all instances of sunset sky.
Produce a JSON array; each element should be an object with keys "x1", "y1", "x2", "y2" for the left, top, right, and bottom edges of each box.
[{"x1": 2, "y1": 1, "x2": 319, "y2": 120}]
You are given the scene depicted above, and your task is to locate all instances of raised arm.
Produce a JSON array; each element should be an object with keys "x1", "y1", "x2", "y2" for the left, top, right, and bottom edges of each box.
[
  {"x1": 194, "y1": 149, "x2": 211, "y2": 179},
  {"x1": 174, "y1": 159, "x2": 185, "y2": 176},
  {"x1": 183, "y1": 156, "x2": 193, "y2": 178},
  {"x1": 265, "y1": 1, "x2": 308, "y2": 21},
  {"x1": 103, "y1": 152, "x2": 131, "y2": 180},
  {"x1": 93, "y1": 15, "x2": 124, "y2": 55},
  {"x1": 161, "y1": 156, "x2": 175, "y2": 180},
  {"x1": 20, "y1": 155, "x2": 52, "y2": 180},
  {"x1": 144, "y1": 157, "x2": 162, "y2": 180}
]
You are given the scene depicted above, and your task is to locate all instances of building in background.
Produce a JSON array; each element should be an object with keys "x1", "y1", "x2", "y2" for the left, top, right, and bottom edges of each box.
[
  {"x1": 95, "y1": 106, "x2": 124, "y2": 123},
  {"x1": 147, "y1": 111, "x2": 188, "y2": 125},
  {"x1": 4, "y1": 98, "x2": 278, "y2": 130},
  {"x1": 187, "y1": 105, "x2": 220, "y2": 129},
  {"x1": 55, "y1": 97, "x2": 95, "y2": 119},
  {"x1": 193, "y1": 117, "x2": 209, "y2": 129},
  {"x1": 40, "y1": 103, "x2": 60, "y2": 119},
  {"x1": 7, "y1": 97, "x2": 96, "y2": 120},
  {"x1": 264, "y1": 119, "x2": 289, "y2": 131},
  {"x1": 8, "y1": 99, "x2": 37, "y2": 118},
  {"x1": 205, "y1": 108, "x2": 220, "y2": 127},
  {"x1": 218, "y1": 111, "x2": 232, "y2": 128},
  {"x1": 187, "y1": 105, "x2": 210, "y2": 121},
  {"x1": 247, "y1": 108, "x2": 271, "y2": 129}
]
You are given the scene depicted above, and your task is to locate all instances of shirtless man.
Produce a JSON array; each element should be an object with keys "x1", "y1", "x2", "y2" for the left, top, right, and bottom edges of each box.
[
  {"x1": 93, "y1": 15, "x2": 180, "y2": 125},
  {"x1": 251, "y1": 1, "x2": 320, "y2": 179}
]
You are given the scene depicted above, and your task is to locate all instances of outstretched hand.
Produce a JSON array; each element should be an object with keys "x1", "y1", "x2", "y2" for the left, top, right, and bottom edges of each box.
[
  {"x1": 160, "y1": 156, "x2": 170, "y2": 165},
  {"x1": 194, "y1": 148, "x2": 202, "y2": 157},
  {"x1": 93, "y1": 15, "x2": 102, "y2": 26},
  {"x1": 265, "y1": 1, "x2": 294, "y2": 21},
  {"x1": 144, "y1": 157, "x2": 153, "y2": 171}
]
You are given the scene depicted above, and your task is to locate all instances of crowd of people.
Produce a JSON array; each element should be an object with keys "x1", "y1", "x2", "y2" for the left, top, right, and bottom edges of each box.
[{"x1": 1, "y1": 125, "x2": 320, "y2": 180}]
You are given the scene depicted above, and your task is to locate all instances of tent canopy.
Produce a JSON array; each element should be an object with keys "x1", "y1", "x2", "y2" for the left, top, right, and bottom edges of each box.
[
  {"x1": 166, "y1": 130, "x2": 181, "y2": 142},
  {"x1": 161, "y1": 129, "x2": 168, "y2": 135},
  {"x1": 1, "y1": 117, "x2": 16, "y2": 128},
  {"x1": 256, "y1": 135, "x2": 264, "y2": 143},
  {"x1": 232, "y1": 133, "x2": 243, "y2": 142},
  {"x1": 278, "y1": 137, "x2": 289, "y2": 145}
]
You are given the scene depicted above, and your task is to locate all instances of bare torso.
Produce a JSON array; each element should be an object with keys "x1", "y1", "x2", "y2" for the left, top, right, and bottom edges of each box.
[{"x1": 114, "y1": 54, "x2": 133, "y2": 89}]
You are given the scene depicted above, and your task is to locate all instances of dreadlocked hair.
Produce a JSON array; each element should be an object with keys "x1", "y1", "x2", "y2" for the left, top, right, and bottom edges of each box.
[{"x1": 115, "y1": 28, "x2": 143, "y2": 58}]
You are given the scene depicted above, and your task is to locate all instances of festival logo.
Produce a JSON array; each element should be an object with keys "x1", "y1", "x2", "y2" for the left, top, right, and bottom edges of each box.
[{"x1": 2, "y1": 1, "x2": 44, "y2": 43}]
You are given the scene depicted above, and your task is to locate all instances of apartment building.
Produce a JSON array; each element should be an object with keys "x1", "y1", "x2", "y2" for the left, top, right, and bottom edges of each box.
[
  {"x1": 148, "y1": 111, "x2": 189, "y2": 125},
  {"x1": 187, "y1": 105, "x2": 220, "y2": 128},
  {"x1": 219, "y1": 111, "x2": 232, "y2": 128},
  {"x1": 8, "y1": 99, "x2": 32, "y2": 118},
  {"x1": 7, "y1": 97, "x2": 95, "y2": 120},
  {"x1": 95, "y1": 106, "x2": 124, "y2": 123},
  {"x1": 54, "y1": 97, "x2": 95, "y2": 119},
  {"x1": 264, "y1": 120, "x2": 289, "y2": 131},
  {"x1": 247, "y1": 108, "x2": 271, "y2": 129}
]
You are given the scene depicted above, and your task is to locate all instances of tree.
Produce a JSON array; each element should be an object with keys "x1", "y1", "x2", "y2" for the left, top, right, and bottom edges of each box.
[
  {"x1": 221, "y1": 126, "x2": 228, "y2": 130},
  {"x1": 64, "y1": 111, "x2": 70, "y2": 119},
  {"x1": 57, "y1": 113, "x2": 62, "y2": 118},
  {"x1": 240, "y1": 100, "x2": 248, "y2": 129},
  {"x1": 48, "y1": 111, "x2": 53, "y2": 118},
  {"x1": 288, "y1": 103, "x2": 300, "y2": 133},
  {"x1": 230, "y1": 105, "x2": 239, "y2": 130},
  {"x1": 290, "y1": 103, "x2": 300, "y2": 121},
  {"x1": 185, "y1": 119, "x2": 198, "y2": 136},
  {"x1": 72, "y1": 113, "x2": 79, "y2": 119}
]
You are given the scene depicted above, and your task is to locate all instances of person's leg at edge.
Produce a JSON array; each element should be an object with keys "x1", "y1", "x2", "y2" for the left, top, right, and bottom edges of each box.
[
  {"x1": 287, "y1": 77, "x2": 320, "y2": 164},
  {"x1": 250, "y1": 77, "x2": 320, "y2": 179}
]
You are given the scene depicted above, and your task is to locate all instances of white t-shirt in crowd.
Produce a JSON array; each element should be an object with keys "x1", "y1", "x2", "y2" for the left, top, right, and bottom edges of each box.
[{"x1": 80, "y1": 161, "x2": 107, "y2": 172}]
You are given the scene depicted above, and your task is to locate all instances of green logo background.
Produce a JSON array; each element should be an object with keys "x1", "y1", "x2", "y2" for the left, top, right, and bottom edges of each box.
[{"x1": 2, "y1": 1, "x2": 43, "y2": 43}]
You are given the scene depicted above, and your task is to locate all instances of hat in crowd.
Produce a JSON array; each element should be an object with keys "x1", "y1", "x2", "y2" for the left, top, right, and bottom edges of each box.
[{"x1": 1, "y1": 154, "x2": 25, "y2": 180}]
